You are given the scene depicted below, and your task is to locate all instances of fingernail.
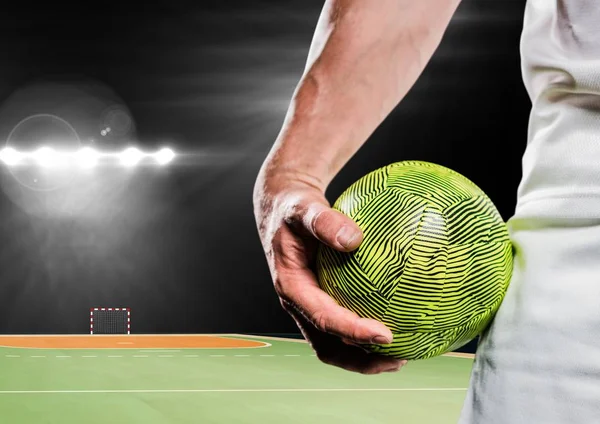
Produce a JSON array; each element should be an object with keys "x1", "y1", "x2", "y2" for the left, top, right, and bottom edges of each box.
[
  {"x1": 336, "y1": 226, "x2": 360, "y2": 249},
  {"x1": 371, "y1": 335, "x2": 392, "y2": 345}
]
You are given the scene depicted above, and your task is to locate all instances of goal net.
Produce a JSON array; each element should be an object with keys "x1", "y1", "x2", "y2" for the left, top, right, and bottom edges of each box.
[{"x1": 90, "y1": 308, "x2": 131, "y2": 335}]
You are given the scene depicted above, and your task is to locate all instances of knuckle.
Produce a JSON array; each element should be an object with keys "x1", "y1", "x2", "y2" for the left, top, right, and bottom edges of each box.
[
  {"x1": 312, "y1": 310, "x2": 329, "y2": 333},
  {"x1": 272, "y1": 268, "x2": 299, "y2": 292},
  {"x1": 315, "y1": 350, "x2": 334, "y2": 366},
  {"x1": 357, "y1": 364, "x2": 380, "y2": 376},
  {"x1": 307, "y1": 208, "x2": 327, "y2": 237},
  {"x1": 281, "y1": 193, "x2": 307, "y2": 221},
  {"x1": 274, "y1": 280, "x2": 293, "y2": 302},
  {"x1": 349, "y1": 327, "x2": 365, "y2": 344}
]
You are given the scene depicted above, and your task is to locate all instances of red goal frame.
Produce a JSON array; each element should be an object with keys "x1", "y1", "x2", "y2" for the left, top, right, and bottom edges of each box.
[{"x1": 90, "y1": 307, "x2": 131, "y2": 335}]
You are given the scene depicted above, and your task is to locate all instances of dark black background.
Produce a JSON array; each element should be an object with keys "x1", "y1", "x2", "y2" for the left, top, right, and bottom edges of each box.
[{"x1": 0, "y1": 1, "x2": 529, "y2": 336}]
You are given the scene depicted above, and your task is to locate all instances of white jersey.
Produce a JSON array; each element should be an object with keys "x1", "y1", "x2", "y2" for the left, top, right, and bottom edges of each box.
[
  {"x1": 459, "y1": 2, "x2": 600, "y2": 423},
  {"x1": 517, "y1": 0, "x2": 600, "y2": 218}
]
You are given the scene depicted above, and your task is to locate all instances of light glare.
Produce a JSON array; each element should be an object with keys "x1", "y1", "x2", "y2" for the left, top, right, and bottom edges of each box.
[
  {"x1": 34, "y1": 147, "x2": 63, "y2": 168},
  {"x1": 76, "y1": 147, "x2": 99, "y2": 168},
  {"x1": 0, "y1": 146, "x2": 177, "y2": 168},
  {"x1": 155, "y1": 148, "x2": 175, "y2": 165},
  {"x1": 0, "y1": 147, "x2": 22, "y2": 165},
  {"x1": 120, "y1": 147, "x2": 143, "y2": 167}
]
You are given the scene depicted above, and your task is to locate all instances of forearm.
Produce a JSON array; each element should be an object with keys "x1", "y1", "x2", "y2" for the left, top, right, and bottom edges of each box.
[{"x1": 258, "y1": 0, "x2": 461, "y2": 193}]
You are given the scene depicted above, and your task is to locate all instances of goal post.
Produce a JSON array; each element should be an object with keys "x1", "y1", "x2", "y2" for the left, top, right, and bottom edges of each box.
[{"x1": 90, "y1": 308, "x2": 131, "y2": 335}]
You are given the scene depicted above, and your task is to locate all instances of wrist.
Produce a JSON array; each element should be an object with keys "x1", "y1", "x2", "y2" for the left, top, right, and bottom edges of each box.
[
  {"x1": 256, "y1": 155, "x2": 329, "y2": 196},
  {"x1": 253, "y1": 163, "x2": 329, "y2": 218}
]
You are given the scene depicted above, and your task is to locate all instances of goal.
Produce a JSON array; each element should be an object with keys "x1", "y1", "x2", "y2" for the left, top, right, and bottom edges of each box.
[{"x1": 90, "y1": 308, "x2": 131, "y2": 335}]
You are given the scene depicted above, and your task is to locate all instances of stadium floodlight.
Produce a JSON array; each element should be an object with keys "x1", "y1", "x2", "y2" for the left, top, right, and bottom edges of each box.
[
  {"x1": 120, "y1": 147, "x2": 143, "y2": 167},
  {"x1": 154, "y1": 147, "x2": 175, "y2": 165},
  {"x1": 34, "y1": 146, "x2": 63, "y2": 168},
  {"x1": 75, "y1": 147, "x2": 99, "y2": 168},
  {"x1": 0, "y1": 146, "x2": 178, "y2": 168},
  {"x1": 0, "y1": 147, "x2": 22, "y2": 166}
]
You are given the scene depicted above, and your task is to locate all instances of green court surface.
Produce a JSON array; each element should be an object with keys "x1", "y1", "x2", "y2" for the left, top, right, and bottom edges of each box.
[{"x1": 0, "y1": 335, "x2": 473, "y2": 424}]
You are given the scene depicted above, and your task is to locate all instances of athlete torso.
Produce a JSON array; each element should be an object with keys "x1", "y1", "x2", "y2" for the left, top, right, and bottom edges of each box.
[
  {"x1": 459, "y1": 2, "x2": 600, "y2": 423},
  {"x1": 518, "y1": 0, "x2": 600, "y2": 218}
]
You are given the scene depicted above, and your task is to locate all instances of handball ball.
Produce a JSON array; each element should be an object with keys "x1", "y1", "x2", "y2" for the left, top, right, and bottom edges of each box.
[{"x1": 316, "y1": 161, "x2": 513, "y2": 360}]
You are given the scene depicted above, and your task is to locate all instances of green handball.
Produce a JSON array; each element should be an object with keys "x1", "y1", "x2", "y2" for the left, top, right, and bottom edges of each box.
[{"x1": 316, "y1": 161, "x2": 513, "y2": 360}]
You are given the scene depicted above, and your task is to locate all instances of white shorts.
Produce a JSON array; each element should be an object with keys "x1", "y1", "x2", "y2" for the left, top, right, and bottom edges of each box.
[{"x1": 458, "y1": 214, "x2": 600, "y2": 423}]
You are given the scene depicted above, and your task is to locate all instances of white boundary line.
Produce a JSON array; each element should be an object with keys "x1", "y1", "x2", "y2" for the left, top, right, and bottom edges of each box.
[
  {"x1": 0, "y1": 388, "x2": 468, "y2": 394},
  {"x1": 0, "y1": 334, "x2": 240, "y2": 338},
  {"x1": 231, "y1": 334, "x2": 308, "y2": 343},
  {"x1": 232, "y1": 334, "x2": 476, "y2": 359},
  {"x1": 0, "y1": 335, "x2": 271, "y2": 351},
  {"x1": 0, "y1": 334, "x2": 475, "y2": 358},
  {"x1": 443, "y1": 352, "x2": 475, "y2": 359}
]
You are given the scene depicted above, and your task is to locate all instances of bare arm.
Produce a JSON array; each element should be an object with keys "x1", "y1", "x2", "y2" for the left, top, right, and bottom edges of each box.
[
  {"x1": 254, "y1": 0, "x2": 461, "y2": 374},
  {"x1": 259, "y1": 0, "x2": 461, "y2": 192}
]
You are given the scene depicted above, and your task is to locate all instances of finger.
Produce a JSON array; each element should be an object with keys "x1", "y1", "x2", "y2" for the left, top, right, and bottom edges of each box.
[
  {"x1": 319, "y1": 344, "x2": 407, "y2": 375},
  {"x1": 291, "y1": 200, "x2": 363, "y2": 252},
  {"x1": 279, "y1": 269, "x2": 393, "y2": 344},
  {"x1": 286, "y1": 304, "x2": 406, "y2": 375},
  {"x1": 311, "y1": 206, "x2": 363, "y2": 252},
  {"x1": 340, "y1": 338, "x2": 376, "y2": 354}
]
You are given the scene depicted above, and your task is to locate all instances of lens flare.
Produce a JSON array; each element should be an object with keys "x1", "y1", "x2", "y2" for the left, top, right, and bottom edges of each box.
[
  {"x1": 120, "y1": 147, "x2": 143, "y2": 167},
  {"x1": 34, "y1": 147, "x2": 63, "y2": 168},
  {"x1": 154, "y1": 148, "x2": 175, "y2": 165},
  {"x1": 0, "y1": 147, "x2": 22, "y2": 166},
  {"x1": 76, "y1": 147, "x2": 99, "y2": 168}
]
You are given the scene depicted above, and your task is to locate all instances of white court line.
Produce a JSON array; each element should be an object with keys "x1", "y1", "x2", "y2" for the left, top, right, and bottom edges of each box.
[
  {"x1": 139, "y1": 350, "x2": 181, "y2": 353},
  {"x1": 5, "y1": 355, "x2": 20, "y2": 358},
  {"x1": 0, "y1": 335, "x2": 271, "y2": 350},
  {"x1": 133, "y1": 355, "x2": 149, "y2": 358},
  {"x1": 231, "y1": 334, "x2": 306, "y2": 344},
  {"x1": 0, "y1": 388, "x2": 468, "y2": 394}
]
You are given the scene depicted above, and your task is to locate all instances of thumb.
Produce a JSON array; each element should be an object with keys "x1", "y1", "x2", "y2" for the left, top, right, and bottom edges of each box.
[{"x1": 302, "y1": 201, "x2": 363, "y2": 252}]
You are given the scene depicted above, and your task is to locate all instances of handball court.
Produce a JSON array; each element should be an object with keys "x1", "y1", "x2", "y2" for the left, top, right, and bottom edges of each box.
[{"x1": 0, "y1": 334, "x2": 474, "y2": 424}]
